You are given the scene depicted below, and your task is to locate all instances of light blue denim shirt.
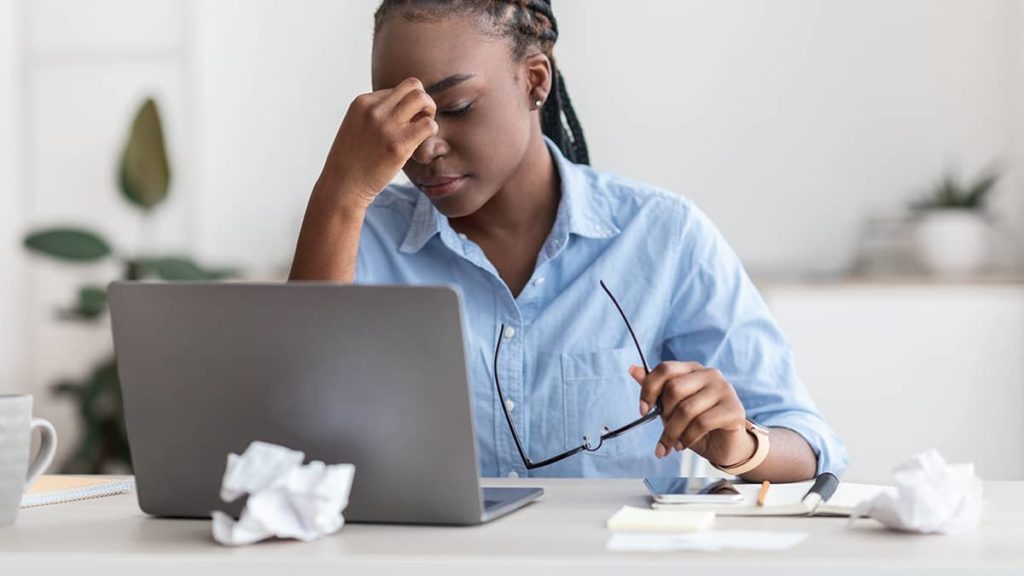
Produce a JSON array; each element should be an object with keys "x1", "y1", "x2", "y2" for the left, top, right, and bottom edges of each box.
[{"x1": 356, "y1": 137, "x2": 847, "y2": 479}]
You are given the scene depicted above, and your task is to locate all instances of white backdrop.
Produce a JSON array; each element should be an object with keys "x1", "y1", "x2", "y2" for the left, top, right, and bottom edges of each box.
[
  {"x1": 1, "y1": 0, "x2": 1022, "y2": 470},
  {"x1": 188, "y1": 0, "x2": 1024, "y2": 275},
  {"x1": 0, "y1": 0, "x2": 24, "y2": 404}
]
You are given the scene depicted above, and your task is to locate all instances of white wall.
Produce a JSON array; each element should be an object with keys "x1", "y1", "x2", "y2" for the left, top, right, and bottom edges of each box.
[
  {"x1": 12, "y1": 0, "x2": 192, "y2": 465},
  {"x1": 190, "y1": 0, "x2": 378, "y2": 274},
  {"x1": 189, "y1": 0, "x2": 1024, "y2": 276},
  {"x1": 0, "y1": 0, "x2": 25, "y2": 395},
  {"x1": 559, "y1": 0, "x2": 1023, "y2": 275},
  {"x1": 1016, "y1": 0, "x2": 1024, "y2": 235},
  {"x1": 1, "y1": 0, "x2": 1022, "y2": 472},
  {"x1": 765, "y1": 283, "x2": 1024, "y2": 481}
]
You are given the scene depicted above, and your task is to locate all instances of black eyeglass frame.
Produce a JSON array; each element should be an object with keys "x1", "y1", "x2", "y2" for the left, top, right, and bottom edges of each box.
[{"x1": 493, "y1": 280, "x2": 663, "y2": 470}]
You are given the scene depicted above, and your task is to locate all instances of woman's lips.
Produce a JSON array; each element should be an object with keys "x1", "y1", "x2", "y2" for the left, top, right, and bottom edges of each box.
[{"x1": 416, "y1": 176, "x2": 467, "y2": 198}]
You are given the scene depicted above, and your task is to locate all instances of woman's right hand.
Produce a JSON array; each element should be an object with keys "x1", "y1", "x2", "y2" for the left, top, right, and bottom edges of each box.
[{"x1": 317, "y1": 77, "x2": 438, "y2": 211}]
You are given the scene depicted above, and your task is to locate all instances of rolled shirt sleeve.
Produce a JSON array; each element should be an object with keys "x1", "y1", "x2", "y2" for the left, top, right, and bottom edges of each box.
[{"x1": 661, "y1": 199, "x2": 847, "y2": 476}]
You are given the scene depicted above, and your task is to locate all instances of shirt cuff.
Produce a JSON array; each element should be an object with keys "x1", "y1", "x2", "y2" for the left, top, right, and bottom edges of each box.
[{"x1": 755, "y1": 411, "x2": 848, "y2": 477}]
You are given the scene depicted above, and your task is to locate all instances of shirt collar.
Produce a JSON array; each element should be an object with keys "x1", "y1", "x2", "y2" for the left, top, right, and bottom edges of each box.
[
  {"x1": 399, "y1": 190, "x2": 447, "y2": 254},
  {"x1": 399, "y1": 136, "x2": 620, "y2": 254}
]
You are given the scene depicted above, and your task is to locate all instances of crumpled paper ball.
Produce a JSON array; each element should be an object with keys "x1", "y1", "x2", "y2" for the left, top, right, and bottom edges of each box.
[
  {"x1": 211, "y1": 441, "x2": 356, "y2": 546},
  {"x1": 852, "y1": 449, "x2": 982, "y2": 534}
]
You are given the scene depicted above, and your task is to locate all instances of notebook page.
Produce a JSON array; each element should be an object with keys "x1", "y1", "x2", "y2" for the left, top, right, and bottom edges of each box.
[
  {"x1": 20, "y1": 475, "x2": 134, "y2": 508},
  {"x1": 650, "y1": 481, "x2": 892, "y2": 516}
]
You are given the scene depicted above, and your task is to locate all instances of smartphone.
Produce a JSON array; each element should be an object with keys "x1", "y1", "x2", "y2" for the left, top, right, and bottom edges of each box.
[{"x1": 643, "y1": 477, "x2": 744, "y2": 504}]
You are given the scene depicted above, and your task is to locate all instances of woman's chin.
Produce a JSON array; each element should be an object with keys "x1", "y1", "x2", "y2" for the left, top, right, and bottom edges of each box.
[{"x1": 430, "y1": 193, "x2": 487, "y2": 219}]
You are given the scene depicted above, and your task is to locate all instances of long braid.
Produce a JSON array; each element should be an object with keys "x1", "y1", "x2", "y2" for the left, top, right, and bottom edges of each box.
[
  {"x1": 526, "y1": 1, "x2": 589, "y2": 165},
  {"x1": 374, "y1": 0, "x2": 591, "y2": 165}
]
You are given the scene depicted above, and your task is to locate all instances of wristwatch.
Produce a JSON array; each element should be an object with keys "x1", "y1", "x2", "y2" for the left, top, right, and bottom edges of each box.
[{"x1": 712, "y1": 420, "x2": 770, "y2": 476}]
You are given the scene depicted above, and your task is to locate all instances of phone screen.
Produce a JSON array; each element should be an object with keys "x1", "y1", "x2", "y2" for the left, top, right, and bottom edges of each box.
[{"x1": 643, "y1": 477, "x2": 741, "y2": 499}]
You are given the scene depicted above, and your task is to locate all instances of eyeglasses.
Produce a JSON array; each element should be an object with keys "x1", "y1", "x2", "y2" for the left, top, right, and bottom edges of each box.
[{"x1": 493, "y1": 280, "x2": 663, "y2": 470}]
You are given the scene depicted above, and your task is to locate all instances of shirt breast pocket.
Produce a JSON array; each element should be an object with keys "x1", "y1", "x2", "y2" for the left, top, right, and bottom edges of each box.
[{"x1": 561, "y1": 346, "x2": 646, "y2": 458}]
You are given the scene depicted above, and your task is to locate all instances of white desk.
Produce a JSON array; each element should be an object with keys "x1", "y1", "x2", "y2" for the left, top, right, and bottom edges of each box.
[{"x1": 2, "y1": 478, "x2": 1022, "y2": 575}]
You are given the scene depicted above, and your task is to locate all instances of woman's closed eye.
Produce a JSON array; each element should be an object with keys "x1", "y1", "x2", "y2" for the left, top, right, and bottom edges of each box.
[{"x1": 439, "y1": 101, "x2": 474, "y2": 118}]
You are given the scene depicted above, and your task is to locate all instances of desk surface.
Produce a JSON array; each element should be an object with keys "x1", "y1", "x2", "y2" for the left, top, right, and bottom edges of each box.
[{"x1": 2, "y1": 478, "x2": 1022, "y2": 576}]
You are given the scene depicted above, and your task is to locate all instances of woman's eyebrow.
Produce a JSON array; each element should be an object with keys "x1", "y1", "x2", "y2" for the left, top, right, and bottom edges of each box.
[{"x1": 425, "y1": 73, "x2": 475, "y2": 96}]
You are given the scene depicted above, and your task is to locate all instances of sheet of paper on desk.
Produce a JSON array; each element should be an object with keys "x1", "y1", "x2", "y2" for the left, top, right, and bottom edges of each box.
[
  {"x1": 607, "y1": 530, "x2": 809, "y2": 552},
  {"x1": 606, "y1": 505, "x2": 715, "y2": 532}
]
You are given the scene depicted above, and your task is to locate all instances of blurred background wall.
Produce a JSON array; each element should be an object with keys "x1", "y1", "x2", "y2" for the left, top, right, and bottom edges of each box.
[{"x1": 1, "y1": 0, "x2": 1022, "y2": 481}]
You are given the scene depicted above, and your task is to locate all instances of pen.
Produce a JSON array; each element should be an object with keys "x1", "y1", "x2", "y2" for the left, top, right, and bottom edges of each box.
[
  {"x1": 757, "y1": 480, "x2": 770, "y2": 507},
  {"x1": 801, "y1": 472, "x2": 840, "y2": 514}
]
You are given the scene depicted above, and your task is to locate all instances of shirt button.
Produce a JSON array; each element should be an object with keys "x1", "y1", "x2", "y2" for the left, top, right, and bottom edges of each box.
[
  {"x1": 504, "y1": 399, "x2": 515, "y2": 412},
  {"x1": 533, "y1": 277, "x2": 545, "y2": 286},
  {"x1": 503, "y1": 326, "x2": 516, "y2": 339},
  {"x1": 457, "y1": 233, "x2": 468, "y2": 240},
  {"x1": 507, "y1": 471, "x2": 519, "y2": 479}
]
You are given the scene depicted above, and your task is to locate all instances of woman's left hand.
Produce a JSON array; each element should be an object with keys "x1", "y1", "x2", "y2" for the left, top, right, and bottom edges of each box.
[{"x1": 629, "y1": 362, "x2": 755, "y2": 468}]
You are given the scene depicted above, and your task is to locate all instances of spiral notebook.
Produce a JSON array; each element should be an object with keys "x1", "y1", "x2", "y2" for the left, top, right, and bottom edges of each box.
[{"x1": 20, "y1": 475, "x2": 135, "y2": 508}]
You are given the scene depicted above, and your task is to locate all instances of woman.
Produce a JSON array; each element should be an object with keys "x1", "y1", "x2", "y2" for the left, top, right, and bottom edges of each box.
[{"x1": 290, "y1": 0, "x2": 846, "y2": 481}]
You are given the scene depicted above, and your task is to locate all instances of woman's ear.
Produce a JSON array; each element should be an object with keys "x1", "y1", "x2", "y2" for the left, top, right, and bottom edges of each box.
[{"x1": 524, "y1": 52, "x2": 552, "y2": 109}]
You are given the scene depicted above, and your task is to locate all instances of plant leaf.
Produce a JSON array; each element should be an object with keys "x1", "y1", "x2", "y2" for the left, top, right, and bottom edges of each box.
[
  {"x1": 58, "y1": 285, "x2": 108, "y2": 321},
  {"x1": 24, "y1": 228, "x2": 112, "y2": 262},
  {"x1": 119, "y1": 98, "x2": 171, "y2": 211},
  {"x1": 51, "y1": 379, "x2": 83, "y2": 398},
  {"x1": 966, "y1": 171, "x2": 999, "y2": 208},
  {"x1": 56, "y1": 357, "x2": 131, "y2": 474},
  {"x1": 912, "y1": 168, "x2": 994, "y2": 210},
  {"x1": 132, "y1": 257, "x2": 236, "y2": 281}
]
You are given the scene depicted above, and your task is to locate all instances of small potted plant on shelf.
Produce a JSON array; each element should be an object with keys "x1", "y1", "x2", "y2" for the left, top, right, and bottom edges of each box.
[{"x1": 911, "y1": 166, "x2": 999, "y2": 276}]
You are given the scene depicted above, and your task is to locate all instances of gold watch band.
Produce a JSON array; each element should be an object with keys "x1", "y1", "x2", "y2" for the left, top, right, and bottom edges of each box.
[{"x1": 712, "y1": 420, "x2": 771, "y2": 476}]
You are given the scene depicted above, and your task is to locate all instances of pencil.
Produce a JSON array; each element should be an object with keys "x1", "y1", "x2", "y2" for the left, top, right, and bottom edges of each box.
[{"x1": 757, "y1": 480, "x2": 770, "y2": 507}]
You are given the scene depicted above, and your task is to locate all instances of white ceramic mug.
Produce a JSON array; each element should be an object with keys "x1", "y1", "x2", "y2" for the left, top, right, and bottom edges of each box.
[{"x1": 1, "y1": 394, "x2": 58, "y2": 526}]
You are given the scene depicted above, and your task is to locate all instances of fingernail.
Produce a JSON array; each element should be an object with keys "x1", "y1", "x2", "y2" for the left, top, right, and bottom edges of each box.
[
  {"x1": 675, "y1": 441, "x2": 684, "y2": 451},
  {"x1": 639, "y1": 401, "x2": 650, "y2": 416},
  {"x1": 655, "y1": 443, "x2": 667, "y2": 459}
]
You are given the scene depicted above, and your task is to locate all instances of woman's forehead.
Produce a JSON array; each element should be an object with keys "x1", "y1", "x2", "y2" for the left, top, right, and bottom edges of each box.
[{"x1": 371, "y1": 15, "x2": 513, "y2": 91}]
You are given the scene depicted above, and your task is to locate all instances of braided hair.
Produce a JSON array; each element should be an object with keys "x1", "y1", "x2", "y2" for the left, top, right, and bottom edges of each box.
[{"x1": 373, "y1": 0, "x2": 590, "y2": 165}]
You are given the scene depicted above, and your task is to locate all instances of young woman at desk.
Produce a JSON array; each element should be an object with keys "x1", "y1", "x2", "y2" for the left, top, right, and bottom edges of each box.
[{"x1": 290, "y1": 0, "x2": 846, "y2": 482}]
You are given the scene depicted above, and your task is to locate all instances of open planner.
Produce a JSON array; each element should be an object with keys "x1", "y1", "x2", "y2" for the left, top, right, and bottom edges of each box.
[{"x1": 651, "y1": 480, "x2": 892, "y2": 516}]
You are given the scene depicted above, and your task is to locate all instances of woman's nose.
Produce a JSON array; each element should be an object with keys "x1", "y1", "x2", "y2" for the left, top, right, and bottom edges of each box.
[{"x1": 410, "y1": 132, "x2": 449, "y2": 166}]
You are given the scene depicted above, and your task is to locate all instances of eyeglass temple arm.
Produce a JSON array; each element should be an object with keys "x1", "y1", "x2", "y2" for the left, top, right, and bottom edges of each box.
[
  {"x1": 495, "y1": 282, "x2": 661, "y2": 470},
  {"x1": 599, "y1": 280, "x2": 662, "y2": 416},
  {"x1": 495, "y1": 328, "x2": 604, "y2": 470},
  {"x1": 493, "y1": 324, "x2": 539, "y2": 468},
  {"x1": 599, "y1": 280, "x2": 650, "y2": 373}
]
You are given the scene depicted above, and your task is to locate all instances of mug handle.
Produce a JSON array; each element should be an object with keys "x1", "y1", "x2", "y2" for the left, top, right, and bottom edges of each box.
[{"x1": 25, "y1": 418, "x2": 58, "y2": 488}]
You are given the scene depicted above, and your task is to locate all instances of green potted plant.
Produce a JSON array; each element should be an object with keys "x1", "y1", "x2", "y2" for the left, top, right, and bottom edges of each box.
[
  {"x1": 910, "y1": 167, "x2": 999, "y2": 276},
  {"x1": 22, "y1": 98, "x2": 235, "y2": 473}
]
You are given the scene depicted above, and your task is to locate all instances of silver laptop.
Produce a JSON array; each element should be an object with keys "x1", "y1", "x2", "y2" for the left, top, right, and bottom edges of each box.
[{"x1": 108, "y1": 282, "x2": 542, "y2": 524}]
